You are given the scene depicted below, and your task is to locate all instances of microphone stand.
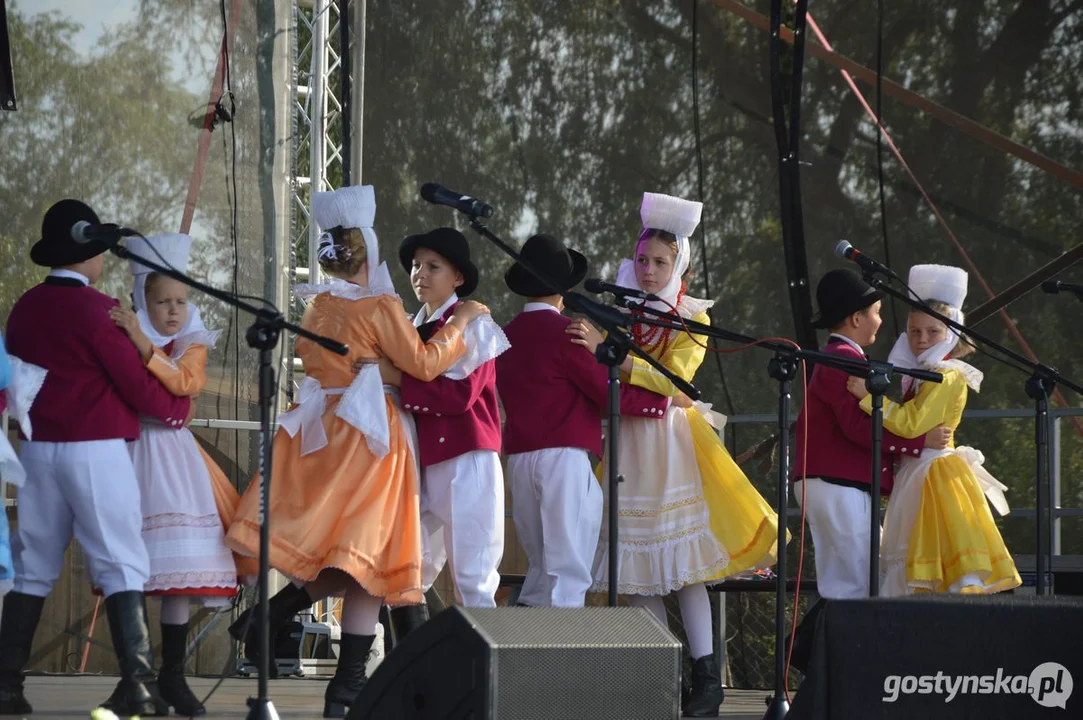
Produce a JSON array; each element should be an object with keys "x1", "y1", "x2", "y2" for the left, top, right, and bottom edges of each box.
[
  {"x1": 868, "y1": 275, "x2": 1083, "y2": 597},
  {"x1": 108, "y1": 239, "x2": 347, "y2": 720},
  {"x1": 615, "y1": 301, "x2": 941, "y2": 717},
  {"x1": 462, "y1": 217, "x2": 697, "y2": 608}
]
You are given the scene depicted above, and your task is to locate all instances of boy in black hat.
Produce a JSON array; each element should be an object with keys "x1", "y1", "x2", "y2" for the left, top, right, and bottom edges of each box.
[
  {"x1": 495, "y1": 234, "x2": 671, "y2": 607},
  {"x1": 789, "y1": 269, "x2": 950, "y2": 671},
  {"x1": 391, "y1": 228, "x2": 506, "y2": 613},
  {"x1": 0, "y1": 199, "x2": 194, "y2": 716}
]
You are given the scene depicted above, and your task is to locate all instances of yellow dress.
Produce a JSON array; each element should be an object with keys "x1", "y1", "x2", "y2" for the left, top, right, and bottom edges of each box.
[
  {"x1": 859, "y1": 366, "x2": 1021, "y2": 595},
  {"x1": 226, "y1": 291, "x2": 466, "y2": 606},
  {"x1": 591, "y1": 310, "x2": 784, "y2": 595}
]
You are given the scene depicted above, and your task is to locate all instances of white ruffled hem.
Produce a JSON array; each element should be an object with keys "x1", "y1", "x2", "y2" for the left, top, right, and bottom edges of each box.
[{"x1": 591, "y1": 527, "x2": 731, "y2": 596}]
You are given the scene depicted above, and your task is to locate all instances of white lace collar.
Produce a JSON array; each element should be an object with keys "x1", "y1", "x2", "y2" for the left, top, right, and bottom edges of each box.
[{"x1": 293, "y1": 276, "x2": 399, "y2": 302}]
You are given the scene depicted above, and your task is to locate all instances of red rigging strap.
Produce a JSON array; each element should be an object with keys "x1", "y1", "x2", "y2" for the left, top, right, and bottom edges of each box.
[
  {"x1": 712, "y1": 0, "x2": 1083, "y2": 189},
  {"x1": 712, "y1": 0, "x2": 1081, "y2": 427},
  {"x1": 179, "y1": 0, "x2": 244, "y2": 234},
  {"x1": 796, "y1": 8, "x2": 1082, "y2": 430}
]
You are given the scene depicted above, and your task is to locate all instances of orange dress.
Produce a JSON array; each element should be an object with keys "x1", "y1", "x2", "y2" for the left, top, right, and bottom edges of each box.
[{"x1": 225, "y1": 291, "x2": 466, "y2": 606}]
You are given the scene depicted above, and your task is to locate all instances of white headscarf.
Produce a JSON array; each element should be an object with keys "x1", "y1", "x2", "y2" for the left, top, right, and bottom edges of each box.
[
  {"x1": 310, "y1": 185, "x2": 396, "y2": 297},
  {"x1": 887, "y1": 264, "x2": 982, "y2": 396},
  {"x1": 614, "y1": 192, "x2": 714, "y2": 318},
  {"x1": 126, "y1": 233, "x2": 219, "y2": 357}
]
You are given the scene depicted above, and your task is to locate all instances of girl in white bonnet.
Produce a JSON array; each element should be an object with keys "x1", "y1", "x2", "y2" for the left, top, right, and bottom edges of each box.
[{"x1": 846, "y1": 263, "x2": 1020, "y2": 596}]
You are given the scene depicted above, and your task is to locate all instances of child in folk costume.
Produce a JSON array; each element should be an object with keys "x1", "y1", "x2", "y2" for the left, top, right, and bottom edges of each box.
[
  {"x1": 569, "y1": 193, "x2": 783, "y2": 717},
  {"x1": 105, "y1": 232, "x2": 253, "y2": 716},
  {"x1": 496, "y1": 234, "x2": 672, "y2": 608},
  {"x1": 383, "y1": 228, "x2": 506, "y2": 617},
  {"x1": 0, "y1": 336, "x2": 11, "y2": 595},
  {"x1": 225, "y1": 186, "x2": 487, "y2": 718},
  {"x1": 0, "y1": 334, "x2": 48, "y2": 596},
  {"x1": 789, "y1": 269, "x2": 951, "y2": 674},
  {"x1": 0, "y1": 200, "x2": 193, "y2": 718},
  {"x1": 845, "y1": 264, "x2": 1020, "y2": 596}
]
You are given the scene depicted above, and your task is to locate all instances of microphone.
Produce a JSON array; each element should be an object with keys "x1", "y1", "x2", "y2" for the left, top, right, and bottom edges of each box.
[
  {"x1": 835, "y1": 239, "x2": 898, "y2": 279},
  {"x1": 71, "y1": 221, "x2": 136, "y2": 245},
  {"x1": 419, "y1": 183, "x2": 494, "y2": 218},
  {"x1": 1042, "y1": 280, "x2": 1083, "y2": 295},
  {"x1": 584, "y1": 277, "x2": 661, "y2": 302}
]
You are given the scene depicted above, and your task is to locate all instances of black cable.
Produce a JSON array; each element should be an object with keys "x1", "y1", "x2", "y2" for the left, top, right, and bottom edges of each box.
[
  {"x1": 690, "y1": 0, "x2": 739, "y2": 452},
  {"x1": 876, "y1": 0, "x2": 898, "y2": 338}
]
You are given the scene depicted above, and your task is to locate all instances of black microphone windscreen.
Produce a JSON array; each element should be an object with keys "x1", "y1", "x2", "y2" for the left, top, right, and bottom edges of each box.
[
  {"x1": 583, "y1": 278, "x2": 605, "y2": 294},
  {"x1": 419, "y1": 183, "x2": 442, "y2": 202},
  {"x1": 1041, "y1": 280, "x2": 1061, "y2": 294}
]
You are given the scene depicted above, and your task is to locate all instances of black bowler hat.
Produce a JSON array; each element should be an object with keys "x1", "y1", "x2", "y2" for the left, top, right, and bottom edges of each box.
[
  {"x1": 810, "y1": 268, "x2": 883, "y2": 329},
  {"x1": 30, "y1": 199, "x2": 109, "y2": 268},
  {"x1": 505, "y1": 234, "x2": 588, "y2": 297},
  {"x1": 399, "y1": 227, "x2": 479, "y2": 297}
]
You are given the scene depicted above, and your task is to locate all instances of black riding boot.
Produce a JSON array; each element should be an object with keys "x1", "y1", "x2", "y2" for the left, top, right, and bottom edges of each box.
[
  {"x1": 100, "y1": 591, "x2": 169, "y2": 717},
  {"x1": 158, "y1": 622, "x2": 206, "y2": 716},
  {"x1": 322, "y1": 633, "x2": 375, "y2": 718},
  {"x1": 228, "y1": 584, "x2": 313, "y2": 678},
  {"x1": 388, "y1": 604, "x2": 429, "y2": 646},
  {"x1": 682, "y1": 655, "x2": 724, "y2": 717},
  {"x1": 0, "y1": 591, "x2": 46, "y2": 715}
]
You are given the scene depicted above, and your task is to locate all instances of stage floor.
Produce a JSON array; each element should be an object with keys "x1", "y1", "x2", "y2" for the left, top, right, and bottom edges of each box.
[{"x1": 22, "y1": 675, "x2": 773, "y2": 719}]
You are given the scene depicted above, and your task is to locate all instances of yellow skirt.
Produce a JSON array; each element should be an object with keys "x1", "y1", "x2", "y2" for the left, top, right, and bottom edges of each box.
[
  {"x1": 905, "y1": 453, "x2": 1020, "y2": 594},
  {"x1": 688, "y1": 409, "x2": 786, "y2": 579}
]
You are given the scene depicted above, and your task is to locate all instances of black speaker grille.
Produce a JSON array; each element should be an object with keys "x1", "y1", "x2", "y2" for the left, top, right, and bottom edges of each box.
[{"x1": 464, "y1": 608, "x2": 681, "y2": 720}]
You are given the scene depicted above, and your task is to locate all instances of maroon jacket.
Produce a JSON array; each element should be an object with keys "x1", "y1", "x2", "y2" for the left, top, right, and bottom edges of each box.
[
  {"x1": 399, "y1": 300, "x2": 502, "y2": 467},
  {"x1": 496, "y1": 306, "x2": 670, "y2": 457},
  {"x1": 792, "y1": 337, "x2": 924, "y2": 495},
  {"x1": 5, "y1": 276, "x2": 191, "y2": 442}
]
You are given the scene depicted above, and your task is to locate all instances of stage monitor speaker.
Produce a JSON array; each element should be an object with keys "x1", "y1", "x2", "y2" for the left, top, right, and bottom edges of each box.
[
  {"x1": 788, "y1": 594, "x2": 1083, "y2": 719},
  {"x1": 348, "y1": 606, "x2": 681, "y2": 720}
]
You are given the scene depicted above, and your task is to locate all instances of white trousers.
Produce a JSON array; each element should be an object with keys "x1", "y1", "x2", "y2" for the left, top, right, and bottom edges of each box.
[
  {"x1": 420, "y1": 449, "x2": 504, "y2": 607},
  {"x1": 508, "y1": 448, "x2": 602, "y2": 607},
  {"x1": 793, "y1": 478, "x2": 876, "y2": 599},
  {"x1": 13, "y1": 440, "x2": 149, "y2": 597}
]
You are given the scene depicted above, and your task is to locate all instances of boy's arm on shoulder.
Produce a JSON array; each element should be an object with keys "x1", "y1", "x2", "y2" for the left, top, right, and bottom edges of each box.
[{"x1": 809, "y1": 346, "x2": 924, "y2": 452}]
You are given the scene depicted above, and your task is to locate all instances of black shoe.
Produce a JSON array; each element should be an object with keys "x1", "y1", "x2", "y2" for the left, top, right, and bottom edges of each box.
[
  {"x1": 101, "y1": 591, "x2": 169, "y2": 717},
  {"x1": 0, "y1": 591, "x2": 46, "y2": 715},
  {"x1": 228, "y1": 584, "x2": 313, "y2": 679},
  {"x1": 388, "y1": 605, "x2": 429, "y2": 647},
  {"x1": 323, "y1": 633, "x2": 375, "y2": 718},
  {"x1": 682, "y1": 655, "x2": 724, "y2": 717},
  {"x1": 157, "y1": 622, "x2": 206, "y2": 716}
]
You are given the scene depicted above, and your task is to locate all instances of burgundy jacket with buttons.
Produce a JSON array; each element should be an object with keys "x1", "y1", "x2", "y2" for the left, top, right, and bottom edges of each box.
[
  {"x1": 792, "y1": 337, "x2": 925, "y2": 495},
  {"x1": 496, "y1": 307, "x2": 670, "y2": 457},
  {"x1": 399, "y1": 301, "x2": 502, "y2": 468},
  {"x1": 5, "y1": 277, "x2": 192, "y2": 442}
]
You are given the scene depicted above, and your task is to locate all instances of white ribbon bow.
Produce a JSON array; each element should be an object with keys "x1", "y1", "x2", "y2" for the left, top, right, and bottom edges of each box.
[
  {"x1": 277, "y1": 377, "x2": 328, "y2": 456},
  {"x1": 691, "y1": 401, "x2": 728, "y2": 432},
  {"x1": 954, "y1": 446, "x2": 1011, "y2": 517}
]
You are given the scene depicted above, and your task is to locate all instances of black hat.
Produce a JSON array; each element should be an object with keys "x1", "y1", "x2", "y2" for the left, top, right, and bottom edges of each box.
[
  {"x1": 505, "y1": 234, "x2": 588, "y2": 297},
  {"x1": 30, "y1": 199, "x2": 109, "y2": 268},
  {"x1": 399, "y1": 227, "x2": 479, "y2": 297},
  {"x1": 811, "y1": 268, "x2": 883, "y2": 329}
]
